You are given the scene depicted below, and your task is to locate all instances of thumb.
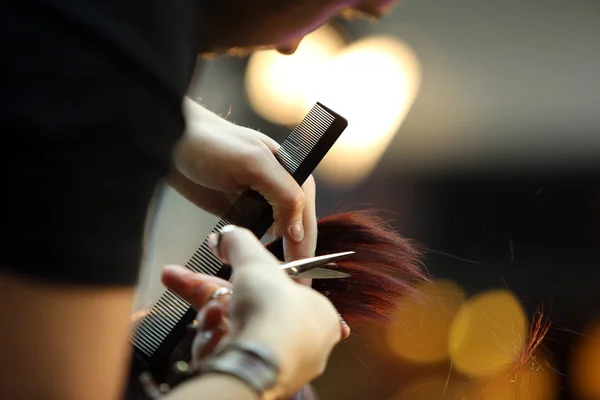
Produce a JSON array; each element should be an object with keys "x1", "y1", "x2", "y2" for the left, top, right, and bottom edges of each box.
[{"x1": 213, "y1": 226, "x2": 284, "y2": 277}]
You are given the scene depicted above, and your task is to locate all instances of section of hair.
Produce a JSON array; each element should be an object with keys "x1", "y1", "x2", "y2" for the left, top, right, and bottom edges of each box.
[{"x1": 265, "y1": 210, "x2": 429, "y2": 327}]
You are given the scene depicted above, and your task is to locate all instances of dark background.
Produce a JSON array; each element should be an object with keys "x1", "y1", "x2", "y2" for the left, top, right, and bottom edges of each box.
[{"x1": 312, "y1": 172, "x2": 600, "y2": 399}]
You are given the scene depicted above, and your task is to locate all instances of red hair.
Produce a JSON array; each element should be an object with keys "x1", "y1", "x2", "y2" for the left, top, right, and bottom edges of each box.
[{"x1": 265, "y1": 210, "x2": 429, "y2": 327}]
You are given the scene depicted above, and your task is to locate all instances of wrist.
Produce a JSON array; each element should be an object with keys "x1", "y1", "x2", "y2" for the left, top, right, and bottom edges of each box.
[
  {"x1": 231, "y1": 325, "x2": 299, "y2": 396},
  {"x1": 195, "y1": 340, "x2": 286, "y2": 400},
  {"x1": 166, "y1": 373, "x2": 259, "y2": 400}
]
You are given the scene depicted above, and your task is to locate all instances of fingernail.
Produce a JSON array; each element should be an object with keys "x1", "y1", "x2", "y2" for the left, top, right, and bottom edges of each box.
[
  {"x1": 213, "y1": 226, "x2": 237, "y2": 255},
  {"x1": 289, "y1": 222, "x2": 304, "y2": 242},
  {"x1": 339, "y1": 314, "x2": 349, "y2": 327},
  {"x1": 219, "y1": 225, "x2": 237, "y2": 234},
  {"x1": 207, "y1": 233, "x2": 218, "y2": 251},
  {"x1": 339, "y1": 314, "x2": 351, "y2": 340}
]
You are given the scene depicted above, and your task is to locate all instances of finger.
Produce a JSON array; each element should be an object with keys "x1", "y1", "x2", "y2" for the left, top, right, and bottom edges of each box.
[
  {"x1": 196, "y1": 302, "x2": 223, "y2": 331},
  {"x1": 192, "y1": 312, "x2": 232, "y2": 361},
  {"x1": 283, "y1": 174, "x2": 317, "y2": 262},
  {"x1": 264, "y1": 222, "x2": 282, "y2": 243},
  {"x1": 192, "y1": 325, "x2": 229, "y2": 363},
  {"x1": 237, "y1": 142, "x2": 306, "y2": 246},
  {"x1": 211, "y1": 226, "x2": 285, "y2": 278},
  {"x1": 161, "y1": 265, "x2": 232, "y2": 310},
  {"x1": 340, "y1": 315, "x2": 351, "y2": 340},
  {"x1": 284, "y1": 175, "x2": 317, "y2": 288},
  {"x1": 259, "y1": 131, "x2": 314, "y2": 251},
  {"x1": 167, "y1": 170, "x2": 239, "y2": 217},
  {"x1": 257, "y1": 133, "x2": 280, "y2": 154}
]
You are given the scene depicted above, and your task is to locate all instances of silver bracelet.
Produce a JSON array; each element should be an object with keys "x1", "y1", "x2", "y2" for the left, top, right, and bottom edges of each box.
[
  {"x1": 197, "y1": 341, "x2": 281, "y2": 396},
  {"x1": 138, "y1": 341, "x2": 280, "y2": 400}
]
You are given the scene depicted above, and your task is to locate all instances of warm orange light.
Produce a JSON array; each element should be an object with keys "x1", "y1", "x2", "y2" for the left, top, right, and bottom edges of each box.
[
  {"x1": 570, "y1": 320, "x2": 600, "y2": 400},
  {"x1": 307, "y1": 36, "x2": 421, "y2": 187},
  {"x1": 393, "y1": 375, "x2": 474, "y2": 400},
  {"x1": 448, "y1": 290, "x2": 528, "y2": 378},
  {"x1": 472, "y1": 351, "x2": 558, "y2": 400},
  {"x1": 385, "y1": 280, "x2": 464, "y2": 364},
  {"x1": 245, "y1": 25, "x2": 346, "y2": 126}
]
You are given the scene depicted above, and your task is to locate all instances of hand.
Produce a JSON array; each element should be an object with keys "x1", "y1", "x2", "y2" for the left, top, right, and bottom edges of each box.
[
  {"x1": 169, "y1": 98, "x2": 317, "y2": 262},
  {"x1": 161, "y1": 265, "x2": 351, "y2": 361},
  {"x1": 161, "y1": 227, "x2": 347, "y2": 397}
]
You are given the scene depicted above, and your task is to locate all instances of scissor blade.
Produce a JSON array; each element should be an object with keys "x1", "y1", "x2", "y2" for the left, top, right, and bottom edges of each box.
[
  {"x1": 281, "y1": 251, "x2": 355, "y2": 274},
  {"x1": 293, "y1": 267, "x2": 351, "y2": 279}
]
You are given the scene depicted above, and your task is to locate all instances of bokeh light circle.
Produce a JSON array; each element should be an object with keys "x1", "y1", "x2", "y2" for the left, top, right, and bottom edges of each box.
[
  {"x1": 448, "y1": 290, "x2": 528, "y2": 377},
  {"x1": 385, "y1": 279, "x2": 464, "y2": 364},
  {"x1": 307, "y1": 36, "x2": 421, "y2": 187},
  {"x1": 245, "y1": 25, "x2": 346, "y2": 126},
  {"x1": 570, "y1": 320, "x2": 600, "y2": 399}
]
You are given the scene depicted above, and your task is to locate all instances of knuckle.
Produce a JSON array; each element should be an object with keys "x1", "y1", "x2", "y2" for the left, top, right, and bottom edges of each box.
[
  {"x1": 239, "y1": 143, "x2": 272, "y2": 177},
  {"x1": 287, "y1": 190, "x2": 306, "y2": 213}
]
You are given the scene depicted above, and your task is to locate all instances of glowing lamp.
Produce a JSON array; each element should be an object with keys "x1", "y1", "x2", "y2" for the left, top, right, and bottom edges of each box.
[
  {"x1": 245, "y1": 25, "x2": 346, "y2": 126},
  {"x1": 307, "y1": 36, "x2": 421, "y2": 187}
]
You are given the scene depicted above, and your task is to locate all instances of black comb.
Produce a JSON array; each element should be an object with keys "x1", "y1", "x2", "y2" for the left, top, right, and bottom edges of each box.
[{"x1": 131, "y1": 103, "x2": 348, "y2": 373}]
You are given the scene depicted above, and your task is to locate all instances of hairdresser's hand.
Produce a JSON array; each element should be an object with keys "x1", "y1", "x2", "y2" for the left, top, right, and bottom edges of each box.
[
  {"x1": 162, "y1": 227, "x2": 343, "y2": 397},
  {"x1": 169, "y1": 97, "x2": 317, "y2": 262},
  {"x1": 161, "y1": 264, "x2": 350, "y2": 361}
]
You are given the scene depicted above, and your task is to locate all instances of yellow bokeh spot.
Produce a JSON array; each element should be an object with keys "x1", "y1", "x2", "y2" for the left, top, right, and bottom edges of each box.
[
  {"x1": 570, "y1": 320, "x2": 600, "y2": 400},
  {"x1": 308, "y1": 36, "x2": 421, "y2": 187},
  {"x1": 385, "y1": 280, "x2": 464, "y2": 364},
  {"x1": 472, "y1": 351, "x2": 558, "y2": 400},
  {"x1": 448, "y1": 290, "x2": 528, "y2": 377},
  {"x1": 245, "y1": 24, "x2": 346, "y2": 126}
]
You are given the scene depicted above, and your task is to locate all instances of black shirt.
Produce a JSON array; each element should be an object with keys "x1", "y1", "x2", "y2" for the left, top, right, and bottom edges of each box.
[{"x1": 0, "y1": 1, "x2": 202, "y2": 285}]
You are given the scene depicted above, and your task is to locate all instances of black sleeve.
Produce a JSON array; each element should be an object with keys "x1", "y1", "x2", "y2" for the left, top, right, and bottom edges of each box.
[{"x1": 0, "y1": 1, "x2": 199, "y2": 286}]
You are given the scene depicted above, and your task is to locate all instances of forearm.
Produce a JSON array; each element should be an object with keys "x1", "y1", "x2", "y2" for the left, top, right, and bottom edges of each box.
[
  {"x1": 0, "y1": 272, "x2": 134, "y2": 400},
  {"x1": 165, "y1": 373, "x2": 259, "y2": 400}
]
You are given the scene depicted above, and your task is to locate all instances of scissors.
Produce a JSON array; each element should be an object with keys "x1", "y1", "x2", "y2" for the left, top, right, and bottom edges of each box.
[{"x1": 280, "y1": 251, "x2": 354, "y2": 279}]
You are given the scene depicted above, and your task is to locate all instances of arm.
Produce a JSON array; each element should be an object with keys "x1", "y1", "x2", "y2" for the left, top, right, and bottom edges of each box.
[
  {"x1": 166, "y1": 374, "x2": 258, "y2": 400},
  {"x1": 0, "y1": 272, "x2": 134, "y2": 400}
]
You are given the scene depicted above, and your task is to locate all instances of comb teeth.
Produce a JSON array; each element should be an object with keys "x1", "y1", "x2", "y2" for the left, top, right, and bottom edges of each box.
[
  {"x1": 132, "y1": 289, "x2": 190, "y2": 356},
  {"x1": 278, "y1": 105, "x2": 335, "y2": 174},
  {"x1": 132, "y1": 103, "x2": 347, "y2": 365}
]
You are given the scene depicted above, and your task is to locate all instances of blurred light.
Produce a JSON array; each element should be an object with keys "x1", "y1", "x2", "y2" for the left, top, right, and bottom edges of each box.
[
  {"x1": 245, "y1": 25, "x2": 346, "y2": 126},
  {"x1": 448, "y1": 290, "x2": 528, "y2": 378},
  {"x1": 570, "y1": 320, "x2": 600, "y2": 400},
  {"x1": 307, "y1": 36, "x2": 421, "y2": 187},
  {"x1": 393, "y1": 376, "x2": 473, "y2": 400},
  {"x1": 472, "y1": 351, "x2": 558, "y2": 400},
  {"x1": 384, "y1": 280, "x2": 464, "y2": 364}
]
